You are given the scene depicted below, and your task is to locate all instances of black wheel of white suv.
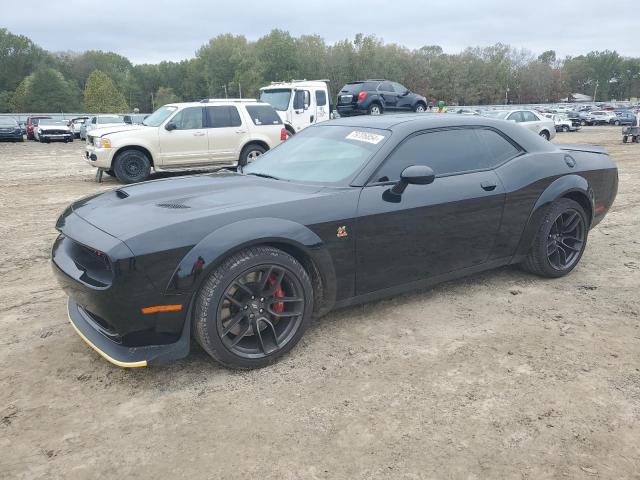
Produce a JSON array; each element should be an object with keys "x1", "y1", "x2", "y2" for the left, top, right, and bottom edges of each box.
[
  {"x1": 113, "y1": 150, "x2": 151, "y2": 183},
  {"x1": 193, "y1": 246, "x2": 314, "y2": 369}
]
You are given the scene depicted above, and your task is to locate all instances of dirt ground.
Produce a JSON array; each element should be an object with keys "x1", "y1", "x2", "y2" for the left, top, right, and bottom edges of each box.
[{"x1": 0, "y1": 127, "x2": 638, "y2": 480}]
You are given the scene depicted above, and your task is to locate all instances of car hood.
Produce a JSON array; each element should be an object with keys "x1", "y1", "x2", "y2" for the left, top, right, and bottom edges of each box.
[
  {"x1": 70, "y1": 172, "x2": 330, "y2": 245},
  {"x1": 89, "y1": 124, "x2": 142, "y2": 137}
]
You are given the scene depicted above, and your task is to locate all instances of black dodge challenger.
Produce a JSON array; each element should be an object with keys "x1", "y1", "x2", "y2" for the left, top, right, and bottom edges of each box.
[{"x1": 52, "y1": 114, "x2": 618, "y2": 369}]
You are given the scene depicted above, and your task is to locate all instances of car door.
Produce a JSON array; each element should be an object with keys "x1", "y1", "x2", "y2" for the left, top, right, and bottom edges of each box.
[
  {"x1": 291, "y1": 89, "x2": 312, "y2": 132},
  {"x1": 392, "y1": 82, "x2": 413, "y2": 111},
  {"x1": 205, "y1": 105, "x2": 248, "y2": 164},
  {"x1": 377, "y1": 81, "x2": 397, "y2": 111},
  {"x1": 158, "y1": 106, "x2": 209, "y2": 166},
  {"x1": 521, "y1": 111, "x2": 542, "y2": 133},
  {"x1": 355, "y1": 127, "x2": 510, "y2": 295},
  {"x1": 314, "y1": 89, "x2": 330, "y2": 123}
]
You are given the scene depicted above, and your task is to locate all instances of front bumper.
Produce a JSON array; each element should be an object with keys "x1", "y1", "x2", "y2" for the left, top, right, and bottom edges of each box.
[
  {"x1": 42, "y1": 133, "x2": 73, "y2": 141},
  {"x1": 52, "y1": 210, "x2": 191, "y2": 366},
  {"x1": 67, "y1": 297, "x2": 190, "y2": 367},
  {"x1": 84, "y1": 144, "x2": 114, "y2": 168},
  {"x1": 0, "y1": 131, "x2": 23, "y2": 140}
]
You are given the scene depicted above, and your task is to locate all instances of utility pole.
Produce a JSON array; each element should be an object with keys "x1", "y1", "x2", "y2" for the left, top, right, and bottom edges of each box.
[
  {"x1": 222, "y1": 85, "x2": 228, "y2": 99},
  {"x1": 593, "y1": 80, "x2": 599, "y2": 102},
  {"x1": 239, "y1": 83, "x2": 242, "y2": 99},
  {"x1": 150, "y1": 92, "x2": 155, "y2": 111}
]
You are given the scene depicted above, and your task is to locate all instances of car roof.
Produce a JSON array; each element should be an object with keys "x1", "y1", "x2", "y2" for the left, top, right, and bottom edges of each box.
[
  {"x1": 323, "y1": 113, "x2": 558, "y2": 153},
  {"x1": 164, "y1": 100, "x2": 272, "y2": 108}
]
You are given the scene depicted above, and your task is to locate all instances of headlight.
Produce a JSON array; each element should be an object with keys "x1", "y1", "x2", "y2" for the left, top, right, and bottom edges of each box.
[
  {"x1": 93, "y1": 137, "x2": 101, "y2": 147},
  {"x1": 100, "y1": 138, "x2": 111, "y2": 148}
]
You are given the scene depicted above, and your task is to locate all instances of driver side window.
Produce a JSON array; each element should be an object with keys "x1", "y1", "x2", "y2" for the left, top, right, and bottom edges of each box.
[
  {"x1": 170, "y1": 107, "x2": 203, "y2": 130},
  {"x1": 373, "y1": 129, "x2": 505, "y2": 182},
  {"x1": 508, "y1": 112, "x2": 525, "y2": 123}
]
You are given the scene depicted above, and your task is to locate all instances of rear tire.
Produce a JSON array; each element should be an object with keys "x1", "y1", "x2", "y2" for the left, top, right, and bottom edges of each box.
[
  {"x1": 539, "y1": 130, "x2": 550, "y2": 141},
  {"x1": 368, "y1": 103, "x2": 382, "y2": 115},
  {"x1": 113, "y1": 150, "x2": 151, "y2": 184},
  {"x1": 521, "y1": 198, "x2": 588, "y2": 278},
  {"x1": 238, "y1": 144, "x2": 266, "y2": 167},
  {"x1": 414, "y1": 103, "x2": 426, "y2": 113},
  {"x1": 562, "y1": 125, "x2": 570, "y2": 132},
  {"x1": 193, "y1": 246, "x2": 314, "y2": 369}
]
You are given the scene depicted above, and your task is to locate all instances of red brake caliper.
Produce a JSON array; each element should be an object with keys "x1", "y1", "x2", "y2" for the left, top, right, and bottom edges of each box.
[{"x1": 268, "y1": 274, "x2": 285, "y2": 315}]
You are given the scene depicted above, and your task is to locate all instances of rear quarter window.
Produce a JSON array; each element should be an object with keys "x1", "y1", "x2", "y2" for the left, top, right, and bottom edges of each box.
[{"x1": 245, "y1": 105, "x2": 282, "y2": 126}]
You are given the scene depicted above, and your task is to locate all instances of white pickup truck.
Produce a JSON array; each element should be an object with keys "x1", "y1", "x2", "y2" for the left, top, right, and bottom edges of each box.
[{"x1": 259, "y1": 80, "x2": 333, "y2": 138}]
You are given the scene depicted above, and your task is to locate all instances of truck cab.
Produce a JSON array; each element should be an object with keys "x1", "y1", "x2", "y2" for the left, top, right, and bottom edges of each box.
[{"x1": 259, "y1": 80, "x2": 333, "y2": 138}]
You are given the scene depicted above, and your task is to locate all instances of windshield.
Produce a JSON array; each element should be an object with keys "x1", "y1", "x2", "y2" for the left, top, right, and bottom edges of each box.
[
  {"x1": 259, "y1": 89, "x2": 291, "y2": 111},
  {"x1": 0, "y1": 118, "x2": 18, "y2": 126},
  {"x1": 482, "y1": 110, "x2": 509, "y2": 119},
  {"x1": 143, "y1": 105, "x2": 178, "y2": 126},
  {"x1": 243, "y1": 126, "x2": 389, "y2": 184},
  {"x1": 40, "y1": 120, "x2": 68, "y2": 126}
]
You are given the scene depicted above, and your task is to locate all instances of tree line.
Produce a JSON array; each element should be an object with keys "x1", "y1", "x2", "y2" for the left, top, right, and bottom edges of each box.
[{"x1": 1, "y1": 28, "x2": 639, "y2": 114}]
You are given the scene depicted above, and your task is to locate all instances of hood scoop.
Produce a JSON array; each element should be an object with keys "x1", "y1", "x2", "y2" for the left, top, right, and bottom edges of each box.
[
  {"x1": 156, "y1": 202, "x2": 190, "y2": 209},
  {"x1": 115, "y1": 189, "x2": 129, "y2": 199}
]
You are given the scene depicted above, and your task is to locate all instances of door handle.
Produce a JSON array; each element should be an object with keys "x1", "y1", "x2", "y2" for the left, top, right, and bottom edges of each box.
[
  {"x1": 193, "y1": 132, "x2": 205, "y2": 136},
  {"x1": 481, "y1": 181, "x2": 497, "y2": 191},
  {"x1": 235, "y1": 130, "x2": 247, "y2": 134}
]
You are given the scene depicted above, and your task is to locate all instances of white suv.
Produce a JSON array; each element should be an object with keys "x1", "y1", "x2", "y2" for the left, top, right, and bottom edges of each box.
[{"x1": 84, "y1": 100, "x2": 286, "y2": 183}]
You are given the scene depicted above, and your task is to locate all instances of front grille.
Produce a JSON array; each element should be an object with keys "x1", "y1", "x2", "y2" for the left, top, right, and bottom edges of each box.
[
  {"x1": 87, "y1": 135, "x2": 94, "y2": 145},
  {"x1": 44, "y1": 130, "x2": 68, "y2": 135}
]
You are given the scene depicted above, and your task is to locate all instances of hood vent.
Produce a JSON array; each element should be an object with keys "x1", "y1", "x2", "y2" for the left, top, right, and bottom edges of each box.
[
  {"x1": 156, "y1": 202, "x2": 190, "y2": 209},
  {"x1": 115, "y1": 189, "x2": 129, "y2": 199}
]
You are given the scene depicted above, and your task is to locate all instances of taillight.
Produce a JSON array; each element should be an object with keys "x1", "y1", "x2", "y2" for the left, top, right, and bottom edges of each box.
[
  {"x1": 357, "y1": 91, "x2": 368, "y2": 102},
  {"x1": 280, "y1": 128, "x2": 287, "y2": 141}
]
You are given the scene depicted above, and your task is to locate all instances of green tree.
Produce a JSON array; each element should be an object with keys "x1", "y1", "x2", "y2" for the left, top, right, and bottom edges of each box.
[
  {"x1": 83, "y1": 70, "x2": 129, "y2": 112},
  {"x1": 10, "y1": 68, "x2": 80, "y2": 112},
  {"x1": 154, "y1": 86, "x2": 179, "y2": 107},
  {"x1": 0, "y1": 28, "x2": 52, "y2": 93}
]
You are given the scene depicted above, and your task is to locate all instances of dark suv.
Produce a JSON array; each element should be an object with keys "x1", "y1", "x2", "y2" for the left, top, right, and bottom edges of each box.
[
  {"x1": 611, "y1": 111, "x2": 637, "y2": 126},
  {"x1": 336, "y1": 80, "x2": 427, "y2": 116}
]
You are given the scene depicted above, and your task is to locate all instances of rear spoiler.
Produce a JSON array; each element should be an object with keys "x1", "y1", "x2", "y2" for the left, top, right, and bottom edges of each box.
[{"x1": 559, "y1": 144, "x2": 608, "y2": 155}]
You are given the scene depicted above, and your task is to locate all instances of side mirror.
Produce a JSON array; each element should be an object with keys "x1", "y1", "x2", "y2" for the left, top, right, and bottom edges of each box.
[
  {"x1": 403, "y1": 90, "x2": 410, "y2": 96},
  {"x1": 304, "y1": 103, "x2": 309, "y2": 110},
  {"x1": 165, "y1": 122, "x2": 177, "y2": 131},
  {"x1": 390, "y1": 165, "x2": 435, "y2": 195}
]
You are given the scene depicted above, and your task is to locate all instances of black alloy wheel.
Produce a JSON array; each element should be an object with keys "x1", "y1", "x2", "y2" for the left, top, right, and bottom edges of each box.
[
  {"x1": 521, "y1": 198, "x2": 588, "y2": 278},
  {"x1": 216, "y1": 265, "x2": 304, "y2": 359},
  {"x1": 193, "y1": 246, "x2": 313, "y2": 369},
  {"x1": 546, "y1": 209, "x2": 585, "y2": 271}
]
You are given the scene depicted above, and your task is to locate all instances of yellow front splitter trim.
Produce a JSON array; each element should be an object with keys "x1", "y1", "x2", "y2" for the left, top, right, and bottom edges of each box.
[{"x1": 68, "y1": 314, "x2": 147, "y2": 368}]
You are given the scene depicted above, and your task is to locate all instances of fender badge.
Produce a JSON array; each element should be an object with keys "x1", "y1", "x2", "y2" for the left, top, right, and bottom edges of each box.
[{"x1": 336, "y1": 226, "x2": 348, "y2": 238}]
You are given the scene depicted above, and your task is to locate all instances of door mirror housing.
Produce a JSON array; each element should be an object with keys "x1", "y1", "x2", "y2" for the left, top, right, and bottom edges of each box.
[
  {"x1": 402, "y1": 89, "x2": 410, "y2": 96},
  {"x1": 390, "y1": 165, "x2": 435, "y2": 195},
  {"x1": 165, "y1": 122, "x2": 177, "y2": 131}
]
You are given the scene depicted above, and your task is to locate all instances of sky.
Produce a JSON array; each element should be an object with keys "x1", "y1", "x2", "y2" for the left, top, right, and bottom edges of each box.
[{"x1": 4, "y1": 0, "x2": 638, "y2": 64}]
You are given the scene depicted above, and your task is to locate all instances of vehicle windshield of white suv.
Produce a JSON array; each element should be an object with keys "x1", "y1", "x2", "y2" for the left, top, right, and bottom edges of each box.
[
  {"x1": 243, "y1": 125, "x2": 388, "y2": 184},
  {"x1": 143, "y1": 106, "x2": 178, "y2": 127},
  {"x1": 259, "y1": 89, "x2": 291, "y2": 111},
  {"x1": 40, "y1": 119, "x2": 69, "y2": 126}
]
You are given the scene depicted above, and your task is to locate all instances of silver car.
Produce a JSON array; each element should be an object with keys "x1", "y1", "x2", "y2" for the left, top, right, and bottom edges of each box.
[
  {"x1": 81, "y1": 115, "x2": 126, "y2": 140},
  {"x1": 483, "y1": 109, "x2": 556, "y2": 140}
]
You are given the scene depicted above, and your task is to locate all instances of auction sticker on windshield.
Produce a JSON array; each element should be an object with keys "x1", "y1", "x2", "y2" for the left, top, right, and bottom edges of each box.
[{"x1": 345, "y1": 131, "x2": 385, "y2": 145}]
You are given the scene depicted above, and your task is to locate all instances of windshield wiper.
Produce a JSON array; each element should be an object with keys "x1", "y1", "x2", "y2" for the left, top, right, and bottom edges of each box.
[{"x1": 245, "y1": 172, "x2": 281, "y2": 180}]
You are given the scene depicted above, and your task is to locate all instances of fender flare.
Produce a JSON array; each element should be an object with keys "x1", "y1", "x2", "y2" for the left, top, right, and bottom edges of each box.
[
  {"x1": 514, "y1": 174, "x2": 594, "y2": 259},
  {"x1": 166, "y1": 217, "x2": 337, "y2": 312}
]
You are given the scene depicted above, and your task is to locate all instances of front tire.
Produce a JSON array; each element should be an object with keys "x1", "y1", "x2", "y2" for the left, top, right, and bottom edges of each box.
[
  {"x1": 521, "y1": 198, "x2": 588, "y2": 278},
  {"x1": 113, "y1": 150, "x2": 151, "y2": 184},
  {"x1": 562, "y1": 125, "x2": 570, "y2": 132},
  {"x1": 193, "y1": 246, "x2": 314, "y2": 369}
]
